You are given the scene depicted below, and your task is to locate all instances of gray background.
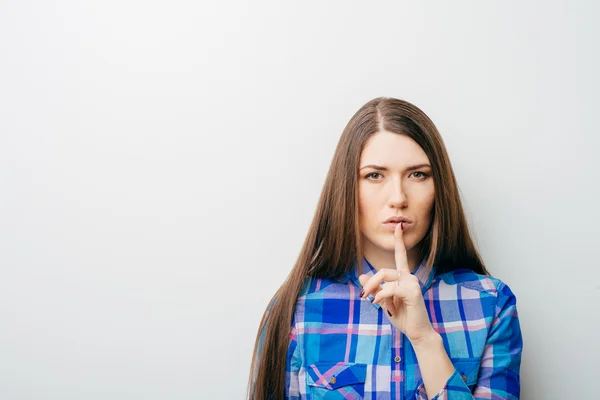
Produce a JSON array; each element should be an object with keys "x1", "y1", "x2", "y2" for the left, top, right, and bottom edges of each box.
[{"x1": 1, "y1": 0, "x2": 598, "y2": 399}]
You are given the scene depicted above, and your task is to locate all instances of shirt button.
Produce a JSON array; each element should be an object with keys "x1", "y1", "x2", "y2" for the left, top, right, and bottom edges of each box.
[
  {"x1": 330, "y1": 376, "x2": 337, "y2": 384},
  {"x1": 394, "y1": 356, "x2": 401, "y2": 363},
  {"x1": 461, "y1": 374, "x2": 467, "y2": 382}
]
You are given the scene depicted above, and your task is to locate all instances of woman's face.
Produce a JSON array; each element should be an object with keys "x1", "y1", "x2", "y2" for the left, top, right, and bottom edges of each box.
[{"x1": 358, "y1": 131, "x2": 435, "y2": 270}]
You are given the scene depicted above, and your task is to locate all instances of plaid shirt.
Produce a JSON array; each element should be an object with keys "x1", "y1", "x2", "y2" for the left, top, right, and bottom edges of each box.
[{"x1": 282, "y1": 257, "x2": 522, "y2": 399}]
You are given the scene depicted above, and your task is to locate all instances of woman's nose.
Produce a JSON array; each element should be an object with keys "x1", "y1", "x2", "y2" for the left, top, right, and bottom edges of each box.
[{"x1": 388, "y1": 178, "x2": 408, "y2": 208}]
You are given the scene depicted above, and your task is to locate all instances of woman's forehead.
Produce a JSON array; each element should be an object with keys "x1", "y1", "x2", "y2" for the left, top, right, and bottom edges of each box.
[{"x1": 360, "y1": 132, "x2": 430, "y2": 167}]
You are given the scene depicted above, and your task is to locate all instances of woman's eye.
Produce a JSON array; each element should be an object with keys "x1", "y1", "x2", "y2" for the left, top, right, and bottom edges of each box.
[
  {"x1": 412, "y1": 171, "x2": 429, "y2": 179},
  {"x1": 365, "y1": 172, "x2": 382, "y2": 180},
  {"x1": 365, "y1": 171, "x2": 429, "y2": 180}
]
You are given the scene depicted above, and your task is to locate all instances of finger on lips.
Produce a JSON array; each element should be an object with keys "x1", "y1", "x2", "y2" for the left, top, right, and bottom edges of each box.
[
  {"x1": 359, "y1": 222, "x2": 410, "y2": 314},
  {"x1": 394, "y1": 223, "x2": 411, "y2": 275}
]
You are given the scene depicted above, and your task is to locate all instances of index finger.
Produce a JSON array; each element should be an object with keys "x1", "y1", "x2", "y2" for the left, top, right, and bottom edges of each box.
[{"x1": 395, "y1": 222, "x2": 410, "y2": 276}]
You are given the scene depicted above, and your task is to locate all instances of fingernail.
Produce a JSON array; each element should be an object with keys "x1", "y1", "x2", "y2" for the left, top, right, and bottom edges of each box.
[
  {"x1": 367, "y1": 294, "x2": 374, "y2": 303},
  {"x1": 387, "y1": 310, "x2": 393, "y2": 317},
  {"x1": 359, "y1": 289, "x2": 365, "y2": 298}
]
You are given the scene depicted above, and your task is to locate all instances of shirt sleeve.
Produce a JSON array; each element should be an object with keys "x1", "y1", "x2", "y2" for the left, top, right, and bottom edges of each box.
[
  {"x1": 250, "y1": 298, "x2": 303, "y2": 400},
  {"x1": 285, "y1": 314, "x2": 302, "y2": 399},
  {"x1": 428, "y1": 281, "x2": 523, "y2": 400}
]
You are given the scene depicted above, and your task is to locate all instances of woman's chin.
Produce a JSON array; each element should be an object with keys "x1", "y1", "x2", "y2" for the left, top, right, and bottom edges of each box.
[{"x1": 382, "y1": 234, "x2": 416, "y2": 251}]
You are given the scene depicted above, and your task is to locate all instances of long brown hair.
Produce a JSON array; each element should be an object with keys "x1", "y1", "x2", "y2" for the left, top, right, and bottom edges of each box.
[{"x1": 247, "y1": 97, "x2": 489, "y2": 399}]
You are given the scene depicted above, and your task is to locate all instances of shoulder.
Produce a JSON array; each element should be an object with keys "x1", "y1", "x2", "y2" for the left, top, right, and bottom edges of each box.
[
  {"x1": 292, "y1": 276, "x2": 358, "y2": 327},
  {"x1": 434, "y1": 268, "x2": 517, "y2": 301},
  {"x1": 298, "y1": 275, "x2": 356, "y2": 298}
]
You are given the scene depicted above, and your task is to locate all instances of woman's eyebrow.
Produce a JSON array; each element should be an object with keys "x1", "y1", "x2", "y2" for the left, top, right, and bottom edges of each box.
[{"x1": 359, "y1": 163, "x2": 431, "y2": 172}]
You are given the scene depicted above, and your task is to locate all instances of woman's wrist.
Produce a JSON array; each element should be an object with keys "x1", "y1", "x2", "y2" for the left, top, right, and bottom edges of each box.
[
  {"x1": 410, "y1": 329, "x2": 455, "y2": 398},
  {"x1": 410, "y1": 328, "x2": 442, "y2": 351}
]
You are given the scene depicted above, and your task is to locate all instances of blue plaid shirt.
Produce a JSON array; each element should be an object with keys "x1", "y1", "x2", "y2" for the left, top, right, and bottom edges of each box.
[{"x1": 282, "y1": 257, "x2": 522, "y2": 399}]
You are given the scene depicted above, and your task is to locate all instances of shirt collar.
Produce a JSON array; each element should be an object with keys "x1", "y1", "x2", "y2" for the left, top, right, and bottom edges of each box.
[{"x1": 338, "y1": 256, "x2": 436, "y2": 309}]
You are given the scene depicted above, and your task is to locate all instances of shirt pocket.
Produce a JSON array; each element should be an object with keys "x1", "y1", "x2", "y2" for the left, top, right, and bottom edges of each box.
[
  {"x1": 415, "y1": 357, "x2": 481, "y2": 398},
  {"x1": 451, "y1": 357, "x2": 481, "y2": 388},
  {"x1": 306, "y1": 361, "x2": 367, "y2": 399}
]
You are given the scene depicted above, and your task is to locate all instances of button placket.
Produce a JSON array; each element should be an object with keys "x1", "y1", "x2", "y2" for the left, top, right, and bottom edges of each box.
[
  {"x1": 390, "y1": 326, "x2": 405, "y2": 399},
  {"x1": 400, "y1": 331, "x2": 405, "y2": 397}
]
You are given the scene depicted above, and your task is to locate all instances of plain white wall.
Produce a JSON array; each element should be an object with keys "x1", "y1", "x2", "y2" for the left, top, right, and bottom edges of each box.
[{"x1": 1, "y1": 1, "x2": 598, "y2": 399}]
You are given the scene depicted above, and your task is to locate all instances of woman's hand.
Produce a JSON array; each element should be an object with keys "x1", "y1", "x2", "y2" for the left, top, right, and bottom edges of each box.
[{"x1": 358, "y1": 222, "x2": 437, "y2": 345}]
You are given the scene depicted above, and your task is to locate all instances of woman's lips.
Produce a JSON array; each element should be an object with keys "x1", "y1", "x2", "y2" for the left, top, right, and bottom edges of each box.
[{"x1": 383, "y1": 221, "x2": 412, "y2": 231}]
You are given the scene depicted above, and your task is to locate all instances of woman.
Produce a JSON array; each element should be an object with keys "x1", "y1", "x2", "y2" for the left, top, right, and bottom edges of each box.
[{"x1": 247, "y1": 97, "x2": 523, "y2": 399}]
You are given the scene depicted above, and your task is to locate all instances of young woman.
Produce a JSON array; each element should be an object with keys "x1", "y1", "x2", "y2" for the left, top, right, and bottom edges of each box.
[{"x1": 247, "y1": 97, "x2": 523, "y2": 399}]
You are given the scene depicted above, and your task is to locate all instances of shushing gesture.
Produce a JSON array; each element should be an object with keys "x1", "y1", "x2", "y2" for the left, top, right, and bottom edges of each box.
[{"x1": 358, "y1": 222, "x2": 436, "y2": 345}]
